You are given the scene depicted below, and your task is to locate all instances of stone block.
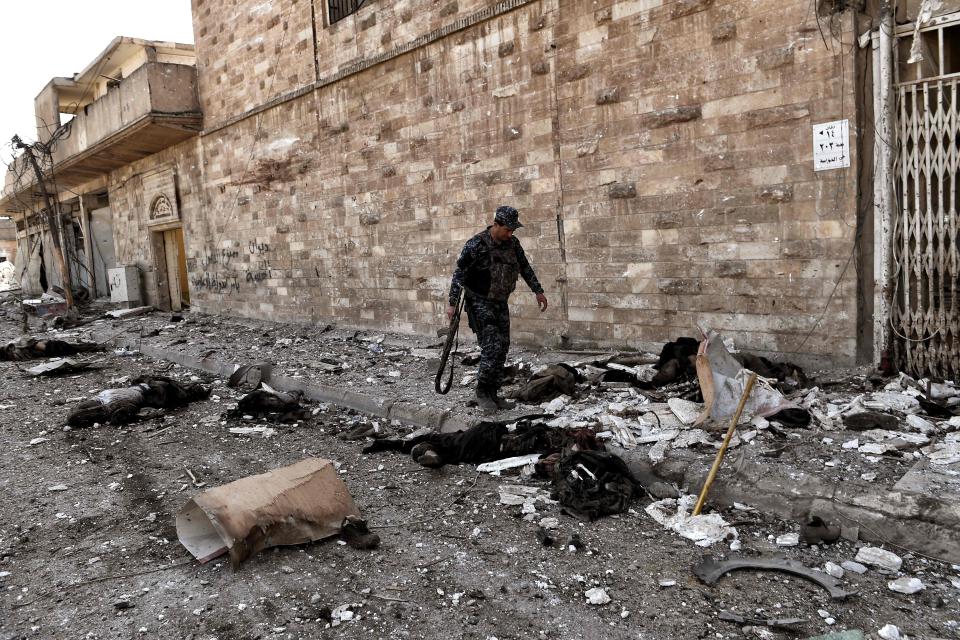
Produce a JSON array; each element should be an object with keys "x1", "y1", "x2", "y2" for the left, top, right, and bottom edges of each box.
[{"x1": 643, "y1": 105, "x2": 702, "y2": 129}]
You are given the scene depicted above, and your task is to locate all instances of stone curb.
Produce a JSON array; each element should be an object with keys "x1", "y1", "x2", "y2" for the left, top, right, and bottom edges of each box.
[
  {"x1": 107, "y1": 332, "x2": 960, "y2": 563},
  {"x1": 656, "y1": 452, "x2": 960, "y2": 564},
  {"x1": 120, "y1": 337, "x2": 475, "y2": 433}
]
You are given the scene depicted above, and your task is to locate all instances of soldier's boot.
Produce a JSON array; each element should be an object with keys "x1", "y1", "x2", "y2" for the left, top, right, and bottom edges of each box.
[
  {"x1": 475, "y1": 383, "x2": 499, "y2": 412},
  {"x1": 491, "y1": 387, "x2": 515, "y2": 410}
]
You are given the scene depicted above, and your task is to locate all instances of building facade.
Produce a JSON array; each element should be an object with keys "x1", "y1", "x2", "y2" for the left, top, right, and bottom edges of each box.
[{"x1": 2, "y1": 0, "x2": 958, "y2": 375}]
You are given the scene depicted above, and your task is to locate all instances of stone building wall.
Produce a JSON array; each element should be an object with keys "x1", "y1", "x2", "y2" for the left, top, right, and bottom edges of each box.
[
  {"x1": 107, "y1": 138, "x2": 205, "y2": 307},
  {"x1": 181, "y1": 0, "x2": 863, "y2": 364}
]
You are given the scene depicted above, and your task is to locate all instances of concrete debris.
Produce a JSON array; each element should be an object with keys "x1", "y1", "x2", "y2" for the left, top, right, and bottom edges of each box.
[
  {"x1": 841, "y1": 560, "x2": 868, "y2": 574},
  {"x1": 498, "y1": 484, "x2": 555, "y2": 513},
  {"x1": 928, "y1": 433, "x2": 960, "y2": 465},
  {"x1": 105, "y1": 306, "x2": 154, "y2": 319},
  {"x1": 584, "y1": 587, "x2": 611, "y2": 605},
  {"x1": 887, "y1": 576, "x2": 924, "y2": 594},
  {"x1": 47, "y1": 484, "x2": 68, "y2": 492},
  {"x1": 477, "y1": 454, "x2": 542, "y2": 475},
  {"x1": 877, "y1": 624, "x2": 901, "y2": 640},
  {"x1": 905, "y1": 414, "x2": 936, "y2": 434},
  {"x1": 693, "y1": 555, "x2": 854, "y2": 600},
  {"x1": 645, "y1": 494, "x2": 737, "y2": 547},
  {"x1": 228, "y1": 426, "x2": 276, "y2": 438},
  {"x1": 824, "y1": 562, "x2": 844, "y2": 578},
  {"x1": 667, "y1": 397, "x2": 701, "y2": 425},
  {"x1": 854, "y1": 547, "x2": 903, "y2": 572},
  {"x1": 776, "y1": 533, "x2": 800, "y2": 547}
]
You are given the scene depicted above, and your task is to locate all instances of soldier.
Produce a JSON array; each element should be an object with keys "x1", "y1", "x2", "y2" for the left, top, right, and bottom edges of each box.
[{"x1": 447, "y1": 206, "x2": 548, "y2": 412}]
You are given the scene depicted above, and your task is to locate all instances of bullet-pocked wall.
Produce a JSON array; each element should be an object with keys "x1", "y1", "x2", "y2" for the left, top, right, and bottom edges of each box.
[{"x1": 188, "y1": 0, "x2": 863, "y2": 365}]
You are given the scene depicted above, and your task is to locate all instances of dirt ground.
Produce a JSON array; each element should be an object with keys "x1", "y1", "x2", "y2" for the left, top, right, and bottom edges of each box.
[{"x1": 1, "y1": 300, "x2": 959, "y2": 640}]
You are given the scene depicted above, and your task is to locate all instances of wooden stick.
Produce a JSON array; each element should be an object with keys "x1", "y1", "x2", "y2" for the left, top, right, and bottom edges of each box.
[{"x1": 692, "y1": 372, "x2": 758, "y2": 516}]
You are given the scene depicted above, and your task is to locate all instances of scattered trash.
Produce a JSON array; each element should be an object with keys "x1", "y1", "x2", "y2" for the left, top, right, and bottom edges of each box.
[
  {"x1": 693, "y1": 555, "x2": 854, "y2": 600},
  {"x1": 498, "y1": 485, "x2": 555, "y2": 513},
  {"x1": 176, "y1": 458, "x2": 361, "y2": 565},
  {"x1": 584, "y1": 587, "x2": 611, "y2": 605},
  {"x1": 717, "y1": 610, "x2": 806, "y2": 629},
  {"x1": 854, "y1": 547, "x2": 902, "y2": 572},
  {"x1": 645, "y1": 494, "x2": 737, "y2": 547},
  {"x1": 695, "y1": 329, "x2": 810, "y2": 427},
  {"x1": 228, "y1": 362, "x2": 274, "y2": 389},
  {"x1": 887, "y1": 576, "x2": 924, "y2": 594},
  {"x1": 24, "y1": 358, "x2": 98, "y2": 377}
]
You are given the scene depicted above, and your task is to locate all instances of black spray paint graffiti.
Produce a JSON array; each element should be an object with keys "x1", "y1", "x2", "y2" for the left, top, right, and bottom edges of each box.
[
  {"x1": 249, "y1": 241, "x2": 271, "y2": 255},
  {"x1": 201, "y1": 247, "x2": 241, "y2": 268},
  {"x1": 192, "y1": 272, "x2": 241, "y2": 294}
]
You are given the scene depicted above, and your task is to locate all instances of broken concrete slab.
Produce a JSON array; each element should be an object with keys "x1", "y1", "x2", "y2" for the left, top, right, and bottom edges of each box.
[
  {"x1": 105, "y1": 306, "x2": 154, "y2": 319},
  {"x1": 657, "y1": 451, "x2": 960, "y2": 563}
]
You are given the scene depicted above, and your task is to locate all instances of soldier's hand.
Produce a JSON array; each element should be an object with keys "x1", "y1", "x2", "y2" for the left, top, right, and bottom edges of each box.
[
  {"x1": 536, "y1": 293, "x2": 548, "y2": 312},
  {"x1": 446, "y1": 305, "x2": 456, "y2": 322}
]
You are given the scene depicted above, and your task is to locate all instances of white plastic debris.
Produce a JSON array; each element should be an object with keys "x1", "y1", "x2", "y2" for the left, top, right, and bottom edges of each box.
[
  {"x1": 584, "y1": 587, "x2": 611, "y2": 605},
  {"x1": 824, "y1": 562, "x2": 844, "y2": 579},
  {"x1": 888, "y1": 576, "x2": 924, "y2": 594},
  {"x1": 855, "y1": 547, "x2": 902, "y2": 572},
  {"x1": 878, "y1": 624, "x2": 901, "y2": 640},
  {"x1": 842, "y1": 439, "x2": 859, "y2": 449},
  {"x1": 776, "y1": 533, "x2": 799, "y2": 547},
  {"x1": 28, "y1": 437, "x2": 49, "y2": 446},
  {"x1": 645, "y1": 495, "x2": 737, "y2": 547}
]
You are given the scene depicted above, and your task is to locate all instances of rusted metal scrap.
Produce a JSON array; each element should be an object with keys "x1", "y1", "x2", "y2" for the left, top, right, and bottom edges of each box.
[{"x1": 693, "y1": 555, "x2": 855, "y2": 600}]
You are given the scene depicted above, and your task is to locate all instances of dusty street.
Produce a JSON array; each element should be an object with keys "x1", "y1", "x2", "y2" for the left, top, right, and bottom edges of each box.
[{"x1": 1, "y1": 301, "x2": 959, "y2": 640}]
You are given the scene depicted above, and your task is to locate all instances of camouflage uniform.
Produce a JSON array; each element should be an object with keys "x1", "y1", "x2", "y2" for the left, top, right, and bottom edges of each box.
[{"x1": 449, "y1": 226, "x2": 544, "y2": 391}]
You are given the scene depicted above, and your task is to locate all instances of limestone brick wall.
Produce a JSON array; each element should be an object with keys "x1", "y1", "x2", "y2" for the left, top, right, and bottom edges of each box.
[
  {"x1": 192, "y1": 0, "x2": 317, "y2": 130},
  {"x1": 185, "y1": 0, "x2": 864, "y2": 364},
  {"x1": 107, "y1": 139, "x2": 206, "y2": 307}
]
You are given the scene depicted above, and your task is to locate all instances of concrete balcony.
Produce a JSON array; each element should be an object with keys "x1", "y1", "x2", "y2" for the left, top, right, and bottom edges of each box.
[{"x1": 48, "y1": 61, "x2": 202, "y2": 186}]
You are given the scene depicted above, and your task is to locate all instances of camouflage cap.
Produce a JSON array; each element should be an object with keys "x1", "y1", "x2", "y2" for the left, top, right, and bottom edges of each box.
[{"x1": 494, "y1": 205, "x2": 523, "y2": 229}]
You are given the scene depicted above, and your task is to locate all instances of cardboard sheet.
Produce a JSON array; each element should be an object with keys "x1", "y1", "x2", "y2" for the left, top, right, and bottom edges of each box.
[{"x1": 176, "y1": 458, "x2": 360, "y2": 565}]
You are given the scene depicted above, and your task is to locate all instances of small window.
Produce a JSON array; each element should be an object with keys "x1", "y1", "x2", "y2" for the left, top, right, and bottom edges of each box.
[{"x1": 328, "y1": 0, "x2": 367, "y2": 24}]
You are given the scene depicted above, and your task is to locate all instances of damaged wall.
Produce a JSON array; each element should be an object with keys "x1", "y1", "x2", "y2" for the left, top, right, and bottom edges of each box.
[
  {"x1": 0, "y1": 218, "x2": 16, "y2": 264},
  {"x1": 107, "y1": 138, "x2": 205, "y2": 308},
  {"x1": 179, "y1": 0, "x2": 864, "y2": 365}
]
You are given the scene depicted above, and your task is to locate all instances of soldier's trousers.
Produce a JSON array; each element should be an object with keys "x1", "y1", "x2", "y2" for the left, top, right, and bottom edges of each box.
[{"x1": 465, "y1": 296, "x2": 511, "y2": 390}]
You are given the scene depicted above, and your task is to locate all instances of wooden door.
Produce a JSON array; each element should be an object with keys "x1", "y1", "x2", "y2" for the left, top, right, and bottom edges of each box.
[{"x1": 162, "y1": 228, "x2": 190, "y2": 310}]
